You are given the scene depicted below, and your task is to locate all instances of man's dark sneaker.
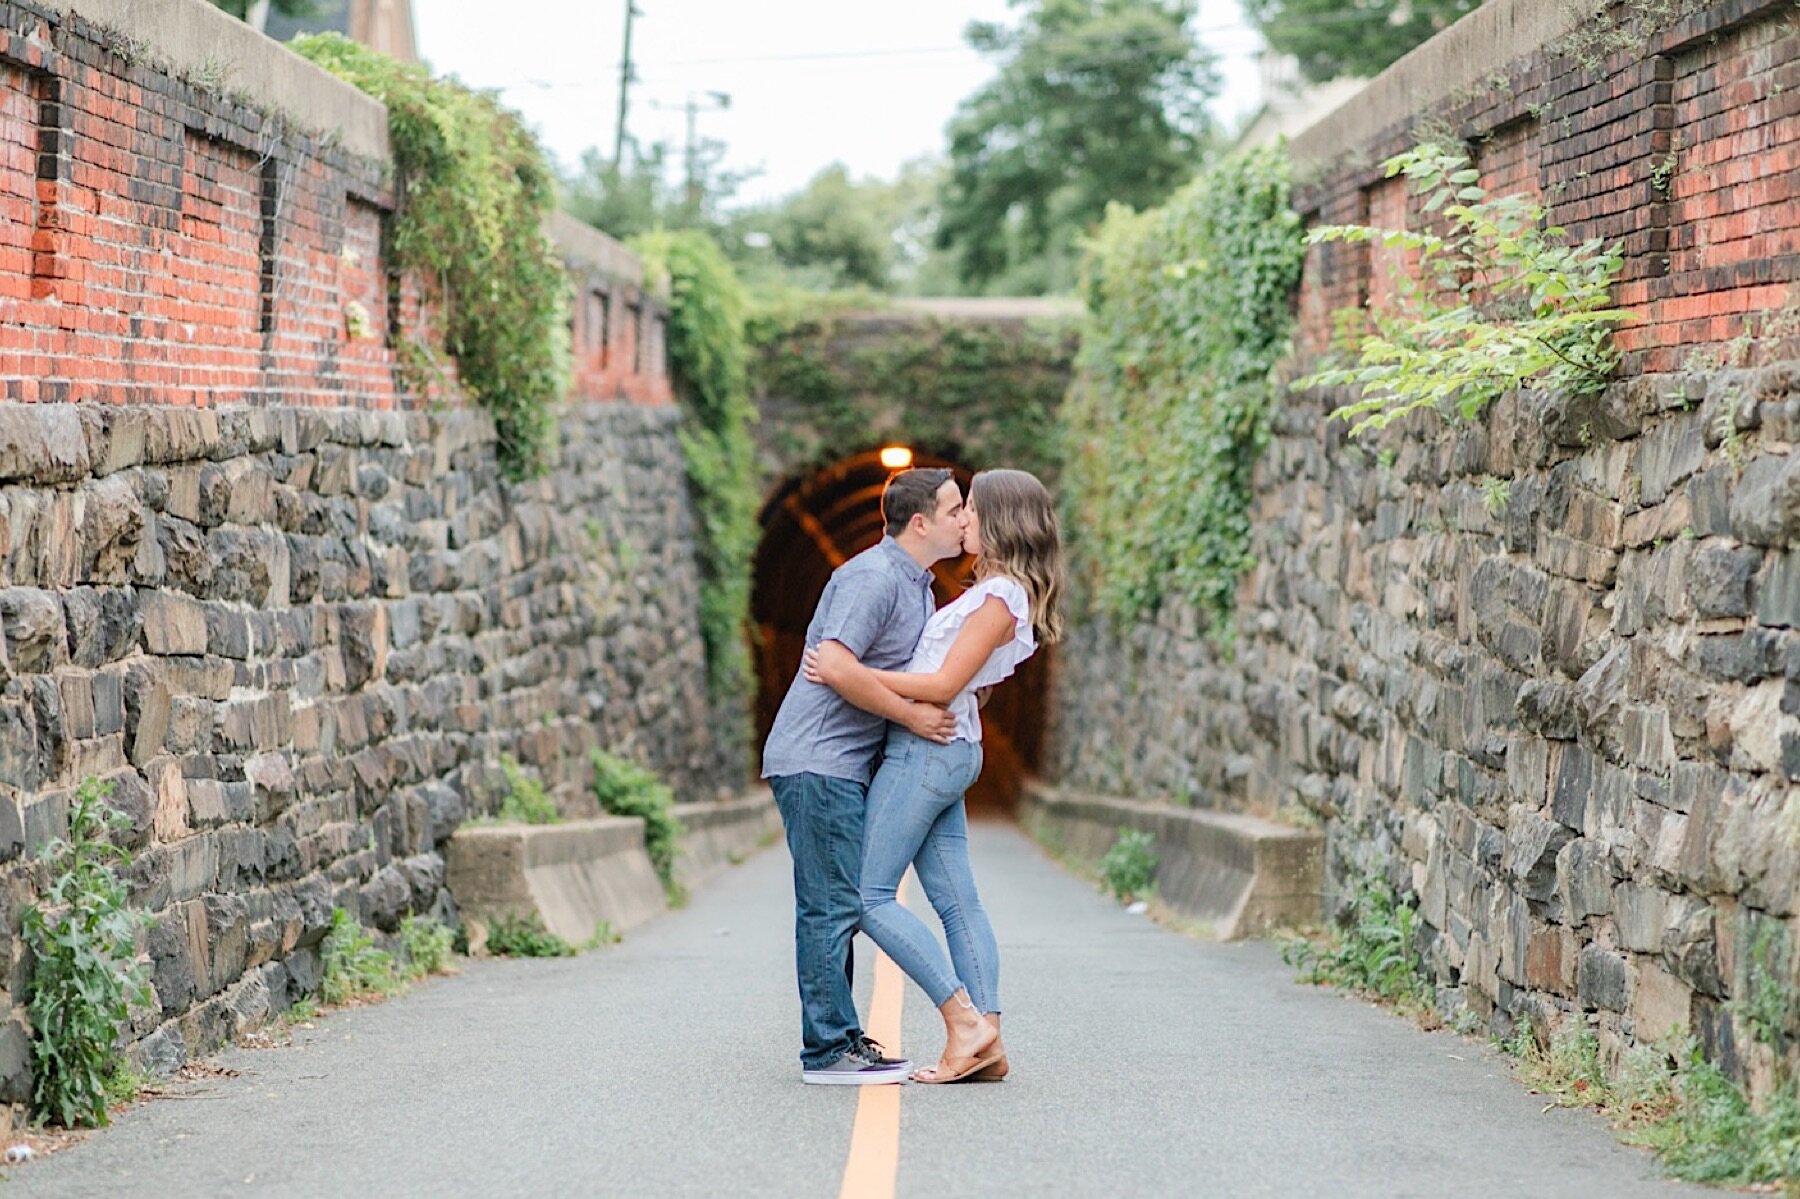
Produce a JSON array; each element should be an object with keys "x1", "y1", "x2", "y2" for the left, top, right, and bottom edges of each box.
[
  {"x1": 802, "y1": 1040, "x2": 910, "y2": 1086},
  {"x1": 856, "y1": 1034, "x2": 912, "y2": 1072}
]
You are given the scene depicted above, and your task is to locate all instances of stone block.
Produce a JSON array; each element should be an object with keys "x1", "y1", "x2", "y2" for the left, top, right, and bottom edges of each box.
[
  {"x1": 1578, "y1": 944, "x2": 1631, "y2": 1012},
  {"x1": 1629, "y1": 957, "x2": 1693, "y2": 1041},
  {"x1": 1556, "y1": 838, "x2": 1614, "y2": 923},
  {"x1": 0, "y1": 406, "x2": 90, "y2": 485},
  {"x1": 0, "y1": 588, "x2": 65, "y2": 673},
  {"x1": 1730, "y1": 454, "x2": 1800, "y2": 547},
  {"x1": 140, "y1": 592, "x2": 207, "y2": 656},
  {"x1": 1574, "y1": 644, "x2": 1629, "y2": 740},
  {"x1": 1550, "y1": 743, "x2": 1595, "y2": 830},
  {"x1": 1614, "y1": 883, "x2": 1670, "y2": 953},
  {"x1": 1757, "y1": 550, "x2": 1800, "y2": 629},
  {"x1": 0, "y1": 1012, "x2": 31, "y2": 1105},
  {"x1": 1525, "y1": 923, "x2": 1577, "y2": 996},
  {"x1": 1692, "y1": 542, "x2": 1760, "y2": 618},
  {"x1": 1504, "y1": 806, "x2": 1572, "y2": 901},
  {"x1": 339, "y1": 604, "x2": 389, "y2": 691}
]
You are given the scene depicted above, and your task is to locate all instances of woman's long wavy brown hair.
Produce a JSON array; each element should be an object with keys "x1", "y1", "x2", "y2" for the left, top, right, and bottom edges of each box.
[{"x1": 970, "y1": 468, "x2": 1064, "y2": 644}]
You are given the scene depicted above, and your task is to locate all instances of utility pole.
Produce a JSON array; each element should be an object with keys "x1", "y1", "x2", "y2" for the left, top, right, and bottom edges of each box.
[
  {"x1": 652, "y1": 90, "x2": 730, "y2": 220},
  {"x1": 611, "y1": 2, "x2": 641, "y2": 174}
]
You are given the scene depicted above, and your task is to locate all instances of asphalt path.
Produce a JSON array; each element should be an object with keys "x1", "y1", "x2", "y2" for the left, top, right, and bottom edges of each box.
[{"x1": 13, "y1": 823, "x2": 1711, "y2": 1198}]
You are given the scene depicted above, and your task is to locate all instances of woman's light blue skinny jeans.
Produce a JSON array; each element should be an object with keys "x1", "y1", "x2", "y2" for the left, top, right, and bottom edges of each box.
[{"x1": 858, "y1": 727, "x2": 1000, "y2": 1012}]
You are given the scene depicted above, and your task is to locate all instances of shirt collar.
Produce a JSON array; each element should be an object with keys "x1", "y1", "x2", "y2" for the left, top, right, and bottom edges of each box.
[{"x1": 879, "y1": 536, "x2": 932, "y2": 586}]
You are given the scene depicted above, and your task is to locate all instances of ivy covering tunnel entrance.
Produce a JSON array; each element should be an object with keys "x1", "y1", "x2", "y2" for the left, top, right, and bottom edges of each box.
[{"x1": 751, "y1": 449, "x2": 1049, "y2": 817}]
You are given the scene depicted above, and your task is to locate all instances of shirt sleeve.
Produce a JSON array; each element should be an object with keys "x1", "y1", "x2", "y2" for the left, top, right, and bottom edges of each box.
[
  {"x1": 964, "y1": 578, "x2": 1036, "y2": 691},
  {"x1": 981, "y1": 578, "x2": 1031, "y2": 636},
  {"x1": 812, "y1": 566, "x2": 899, "y2": 659}
]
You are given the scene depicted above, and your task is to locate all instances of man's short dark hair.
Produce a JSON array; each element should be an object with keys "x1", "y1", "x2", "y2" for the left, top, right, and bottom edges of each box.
[{"x1": 882, "y1": 467, "x2": 954, "y2": 536}]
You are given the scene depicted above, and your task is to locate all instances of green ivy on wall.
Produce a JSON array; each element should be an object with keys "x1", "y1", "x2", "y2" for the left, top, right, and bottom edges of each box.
[
  {"x1": 294, "y1": 35, "x2": 570, "y2": 480},
  {"x1": 634, "y1": 231, "x2": 758, "y2": 702},
  {"x1": 745, "y1": 295, "x2": 1078, "y2": 482},
  {"x1": 1061, "y1": 145, "x2": 1304, "y2": 640}
]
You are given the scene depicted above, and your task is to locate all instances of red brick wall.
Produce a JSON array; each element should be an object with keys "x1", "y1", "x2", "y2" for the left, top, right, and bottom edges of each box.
[
  {"x1": 0, "y1": 2, "x2": 666, "y2": 411},
  {"x1": 1294, "y1": 0, "x2": 1800, "y2": 377}
]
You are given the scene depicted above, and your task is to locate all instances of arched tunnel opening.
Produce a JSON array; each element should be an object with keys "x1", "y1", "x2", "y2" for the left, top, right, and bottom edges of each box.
[{"x1": 751, "y1": 449, "x2": 1050, "y2": 820}]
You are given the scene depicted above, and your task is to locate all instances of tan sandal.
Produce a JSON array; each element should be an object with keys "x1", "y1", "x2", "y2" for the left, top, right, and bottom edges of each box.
[
  {"x1": 910, "y1": 1048, "x2": 1005, "y2": 1084},
  {"x1": 911, "y1": 1021, "x2": 1001, "y2": 1084},
  {"x1": 969, "y1": 1045, "x2": 1009, "y2": 1081}
]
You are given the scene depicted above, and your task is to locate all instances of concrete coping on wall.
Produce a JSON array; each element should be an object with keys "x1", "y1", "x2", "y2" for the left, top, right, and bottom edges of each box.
[
  {"x1": 548, "y1": 211, "x2": 666, "y2": 300},
  {"x1": 1021, "y1": 783, "x2": 1323, "y2": 940},
  {"x1": 672, "y1": 788, "x2": 783, "y2": 892},
  {"x1": 445, "y1": 791, "x2": 781, "y2": 947},
  {"x1": 888, "y1": 297, "x2": 1084, "y2": 321},
  {"x1": 36, "y1": 0, "x2": 391, "y2": 161},
  {"x1": 1288, "y1": 0, "x2": 1585, "y2": 173}
]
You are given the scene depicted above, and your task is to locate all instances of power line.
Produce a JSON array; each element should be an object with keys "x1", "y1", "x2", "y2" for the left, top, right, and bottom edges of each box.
[{"x1": 516, "y1": 11, "x2": 1412, "y2": 92}]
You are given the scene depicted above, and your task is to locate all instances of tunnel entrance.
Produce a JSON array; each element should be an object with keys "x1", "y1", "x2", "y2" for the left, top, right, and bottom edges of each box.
[{"x1": 751, "y1": 450, "x2": 1049, "y2": 819}]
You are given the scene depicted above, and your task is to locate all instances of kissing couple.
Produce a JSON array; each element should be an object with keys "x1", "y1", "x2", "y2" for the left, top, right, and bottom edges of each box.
[{"x1": 762, "y1": 466, "x2": 1063, "y2": 1085}]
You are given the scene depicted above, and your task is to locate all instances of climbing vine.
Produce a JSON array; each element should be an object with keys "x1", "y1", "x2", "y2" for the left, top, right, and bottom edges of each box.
[
  {"x1": 294, "y1": 35, "x2": 570, "y2": 480},
  {"x1": 633, "y1": 231, "x2": 758, "y2": 702},
  {"x1": 1061, "y1": 145, "x2": 1304, "y2": 638},
  {"x1": 1296, "y1": 140, "x2": 1631, "y2": 438},
  {"x1": 746, "y1": 297, "x2": 1076, "y2": 481}
]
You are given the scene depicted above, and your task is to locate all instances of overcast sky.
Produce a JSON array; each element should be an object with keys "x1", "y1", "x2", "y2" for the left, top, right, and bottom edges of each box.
[{"x1": 413, "y1": 0, "x2": 1269, "y2": 206}]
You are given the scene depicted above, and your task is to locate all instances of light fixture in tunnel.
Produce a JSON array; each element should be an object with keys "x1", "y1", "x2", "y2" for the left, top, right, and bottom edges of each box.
[{"x1": 878, "y1": 445, "x2": 914, "y2": 471}]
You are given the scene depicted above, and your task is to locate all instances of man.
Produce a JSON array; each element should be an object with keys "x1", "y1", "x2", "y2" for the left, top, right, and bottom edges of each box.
[{"x1": 763, "y1": 467, "x2": 967, "y2": 1085}]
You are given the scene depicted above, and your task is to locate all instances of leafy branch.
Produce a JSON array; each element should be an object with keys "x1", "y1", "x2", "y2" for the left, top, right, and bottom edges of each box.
[{"x1": 1296, "y1": 142, "x2": 1633, "y2": 439}]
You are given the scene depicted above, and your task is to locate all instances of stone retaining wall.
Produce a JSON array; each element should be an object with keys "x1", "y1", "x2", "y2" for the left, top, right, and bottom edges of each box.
[
  {"x1": 0, "y1": 0, "x2": 747, "y2": 1111},
  {"x1": 1052, "y1": 0, "x2": 1800, "y2": 1090},
  {"x1": 0, "y1": 398, "x2": 742, "y2": 1088}
]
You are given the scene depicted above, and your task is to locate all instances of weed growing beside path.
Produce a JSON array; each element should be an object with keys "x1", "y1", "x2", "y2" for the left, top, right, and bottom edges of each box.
[
  {"x1": 591, "y1": 750, "x2": 686, "y2": 906},
  {"x1": 23, "y1": 779, "x2": 152, "y2": 1128},
  {"x1": 1099, "y1": 830, "x2": 1158, "y2": 904},
  {"x1": 1280, "y1": 874, "x2": 1435, "y2": 1016},
  {"x1": 1280, "y1": 884, "x2": 1800, "y2": 1189},
  {"x1": 1500, "y1": 1024, "x2": 1800, "y2": 1188}
]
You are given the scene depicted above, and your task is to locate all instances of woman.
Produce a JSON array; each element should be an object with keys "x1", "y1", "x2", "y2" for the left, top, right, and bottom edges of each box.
[{"x1": 804, "y1": 468, "x2": 1063, "y2": 1084}]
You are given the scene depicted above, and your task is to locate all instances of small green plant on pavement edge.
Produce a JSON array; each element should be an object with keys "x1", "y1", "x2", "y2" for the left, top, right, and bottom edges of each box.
[
  {"x1": 1099, "y1": 830, "x2": 1158, "y2": 904},
  {"x1": 591, "y1": 750, "x2": 686, "y2": 905},
  {"x1": 320, "y1": 908, "x2": 404, "y2": 1004},
  {"x1": 494, "y1": 756, "x2": 560, "y2": 825},
  {"x1": 483, "y1": 913, "x2": 576, "y2": 958},
  {"x1": 1281, "y1": 872, "x2": 1434, "y2": 1014},
  {"x1": 399, "y1": 914, "x2": 457, "y2": 980},
  {"x1": 23, "y1": 777, "x2": 153, "y2": 1128}
]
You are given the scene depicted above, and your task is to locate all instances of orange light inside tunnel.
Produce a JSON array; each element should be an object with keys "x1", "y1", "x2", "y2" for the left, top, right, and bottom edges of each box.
[{"x1": 878, "y1": 445, "x2": 913, "y2": 471}]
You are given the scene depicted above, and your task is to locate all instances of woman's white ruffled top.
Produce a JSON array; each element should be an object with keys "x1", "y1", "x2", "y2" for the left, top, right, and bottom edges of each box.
[{"x1": 906, "y1": 576, "x2": 1037, "y2": 743}]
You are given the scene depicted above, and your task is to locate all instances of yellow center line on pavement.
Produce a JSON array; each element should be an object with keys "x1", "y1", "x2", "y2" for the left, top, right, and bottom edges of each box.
[{"x1": 838, "y1": 875, "x2": 909, "y2": 1199}]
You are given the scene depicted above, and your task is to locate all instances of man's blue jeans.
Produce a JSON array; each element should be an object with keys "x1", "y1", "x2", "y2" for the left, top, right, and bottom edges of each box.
[
  {"x1": 859, "y1": 730, "x2": 998, "y2": 1012},
  {"x1": 771, "y1": 772, "x2": 866, "y2": 1070}
]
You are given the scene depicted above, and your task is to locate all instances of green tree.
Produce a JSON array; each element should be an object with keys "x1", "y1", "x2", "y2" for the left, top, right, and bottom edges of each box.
[
  {"x1": 725, "y1": 161, "x2": 968, "y2": 294},
  {"x1": 1244, "y1": 0, "x2": 1481, "y2": 84},
  {"x1": 562, "y1": 143, "x2": 683, "y2": 242},
  {"x1": 562, "y1": 139, "x2": 754, "y2": 243},
  {"x1": 937, "y1": 0, "x2": 1217, "y2": 294},
  {"x1": 735, "y1": 164, "x2": 893, "y2": 291}
]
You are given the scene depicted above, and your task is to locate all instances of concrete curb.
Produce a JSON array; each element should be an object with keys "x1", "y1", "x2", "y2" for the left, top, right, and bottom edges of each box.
[
  {"x1": 445, "y1": 790, "x2": 783, "y2": 946},
  {"x1": 1021, "y1": 783, "x2": 1324, "y2": 939},
  {"x1": 673, "y1": 788, "x2": 782, "y2": 892},
  {"x1": 445, "y1": 816, "x2": 668, "y2": 946}
]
